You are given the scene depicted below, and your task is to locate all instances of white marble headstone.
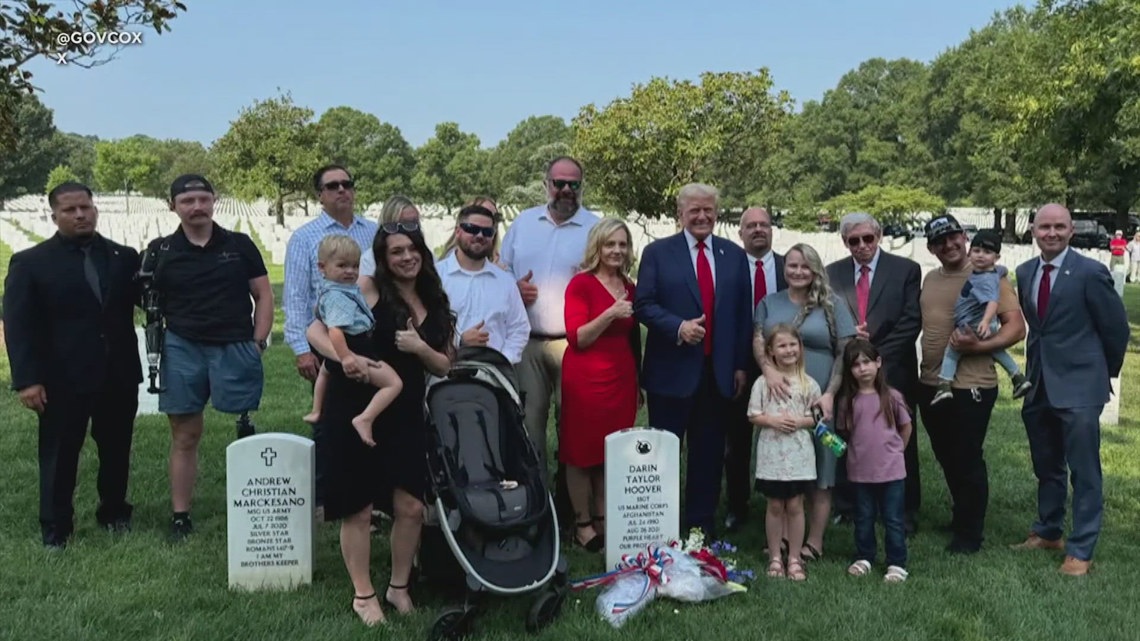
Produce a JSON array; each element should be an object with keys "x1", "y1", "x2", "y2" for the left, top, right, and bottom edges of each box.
[
  {"x1": 1101, "y1": 377, "x2": 1121, "y2": 426},
  {"x1": 135, "y1": 328, "x2": 159, "y2": 416},
  {"x1": 604, "y1": 428, "x2": 680, "y2": 569},
  {"x1": 226, "y1": 433, "x2": 315, "y2": 590}
]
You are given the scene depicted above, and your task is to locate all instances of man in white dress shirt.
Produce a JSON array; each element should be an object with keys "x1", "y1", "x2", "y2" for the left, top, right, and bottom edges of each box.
[
  {"x1": 438, "y1": 204, "x2": 530, "y2": 363},
  {"x1": 500, "y1": 156, "x2": 599, "y2": 503}
]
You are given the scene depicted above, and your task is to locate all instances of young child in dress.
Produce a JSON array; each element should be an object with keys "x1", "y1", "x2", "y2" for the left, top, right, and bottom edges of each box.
[
  {"x1": 747, "y1": 323, "x2": 820, "y2": 582},
  {"x1": 302, "y1": 235, "x2": 402, "y2": 447},
  {"x1": 836, "y1": 338, "x2": 913, "y2": 583},
  {"x1": 932, "y1": 230, "x2": 1030, "y2": 404}
]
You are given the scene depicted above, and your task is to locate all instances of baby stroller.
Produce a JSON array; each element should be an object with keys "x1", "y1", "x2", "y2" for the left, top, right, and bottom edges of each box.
[{"x1": 422, "y1": 346, "x2": 568, "y2": 640}]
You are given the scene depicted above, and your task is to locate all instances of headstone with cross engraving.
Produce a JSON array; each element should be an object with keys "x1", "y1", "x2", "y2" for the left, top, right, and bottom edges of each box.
[
  {"x1": 225, "y1": 432, "x2": 315, "y2": 590},
  {"x1": 604, "y1": 427, "x2": 680, "y2": 569}
]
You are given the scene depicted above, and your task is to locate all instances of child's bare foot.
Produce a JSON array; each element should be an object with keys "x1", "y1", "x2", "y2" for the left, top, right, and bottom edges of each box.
[
  {"x1": 351, "y1": 415, "x2": 376, "y2": 446},
  {"x1": 302, "y1": 411, "x2": 320, "y2": 425}
]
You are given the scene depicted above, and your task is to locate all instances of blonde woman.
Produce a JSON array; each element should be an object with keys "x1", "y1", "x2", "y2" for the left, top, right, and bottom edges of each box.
[
  {"x1": 361, "y1": 195, "x2": 421, "y2": 276},
  {"x1": 1127, "y1": 231, "x2": 1140, "y2": 283},
  {"x1": 559, "y1": 218, "x2": 642, "y2": 551},
  {"x1": 752, "y1": 242, "x2": 856, "y2": 563}
]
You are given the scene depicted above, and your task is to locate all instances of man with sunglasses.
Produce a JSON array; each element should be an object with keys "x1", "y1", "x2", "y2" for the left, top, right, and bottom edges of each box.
[
  {"x1": 825, "y1": 212, "x2": 923, "y2": 535},
  {"x1": 283, "y1": 164, "x2": 378, "y2": 513},
  {"x1": 499, "y1": 156, "x2": 599, "y2": 516},
  {"x1": 438, "y1": 205, "x2": 530, "y2": 363},
  {"x1": 916, "y1": 214, "x2": 1026, "y2": 554}
]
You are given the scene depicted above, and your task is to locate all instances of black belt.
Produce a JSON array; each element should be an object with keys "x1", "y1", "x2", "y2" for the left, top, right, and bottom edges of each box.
[{"x1": 530, "y1": 333, "x2": 566, "y2": 340}]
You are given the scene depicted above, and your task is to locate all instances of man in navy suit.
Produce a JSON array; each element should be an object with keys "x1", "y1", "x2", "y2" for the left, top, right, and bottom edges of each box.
[
  {"x1": 826, "y1": 212, "x2": 923, "y2": 534},
  {"x1": 635, "y1": 183, "x2": 753, "y2": 537},
  {"x1": 723, "y1": 206, "x2": 786, "y2": 532},
  {"x1": 1010, "y1": 203, "x2": 1129, "y2": 576}
]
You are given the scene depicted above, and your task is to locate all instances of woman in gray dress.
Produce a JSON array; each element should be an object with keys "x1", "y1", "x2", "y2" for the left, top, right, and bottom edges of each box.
[{"x1": 753, "y1": 242, "x2": 855, "y2": 562}]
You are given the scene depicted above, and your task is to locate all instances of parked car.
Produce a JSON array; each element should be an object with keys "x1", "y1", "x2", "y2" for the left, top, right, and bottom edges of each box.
[{"x1": 1071, "y1": 219, "x2": 1111, "y2": 249}]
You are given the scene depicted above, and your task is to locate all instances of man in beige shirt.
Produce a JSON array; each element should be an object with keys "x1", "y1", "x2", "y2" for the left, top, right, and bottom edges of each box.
[{"x1": 916, "y1": 215, "x2": 1026, "y2": 554}]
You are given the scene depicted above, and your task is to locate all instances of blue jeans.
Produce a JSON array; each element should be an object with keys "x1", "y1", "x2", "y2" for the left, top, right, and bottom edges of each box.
[
  {"x1": 939, "y1": 318, "x2": 1020, "y2": 381},
  {"x1": 853, "y1": 479, "x2": 907, "y2": 567}
]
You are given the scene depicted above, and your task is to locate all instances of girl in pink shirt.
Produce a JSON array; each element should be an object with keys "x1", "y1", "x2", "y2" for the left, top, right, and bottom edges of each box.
[{"x1": 836, "y1": 338, "x2": 913, "y2": 583}]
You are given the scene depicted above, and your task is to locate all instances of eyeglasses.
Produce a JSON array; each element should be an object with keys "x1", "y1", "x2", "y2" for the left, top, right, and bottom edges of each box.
[
  {"x1": 550, "y1": 179, "x2": 581, "y2": 191},
  {"x1": 459, "y1": 222, "x2": 495, "y2": 238},
  {"x1": 846, "y1": 234, "x2": 876, "y2": 247},
  {"x1": 322, "y1": 180, "x2": 355, "y2": 191},
  {"x1": 380, "y1": 222, "x2": 421, "y2": 235}
]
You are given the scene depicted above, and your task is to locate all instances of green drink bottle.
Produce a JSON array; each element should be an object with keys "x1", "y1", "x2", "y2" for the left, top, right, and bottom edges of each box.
[{"x1": 811, "y1": 406, "x2": 847, "y2": 457}]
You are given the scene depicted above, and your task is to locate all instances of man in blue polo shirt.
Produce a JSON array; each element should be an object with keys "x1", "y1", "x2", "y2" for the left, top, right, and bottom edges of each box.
[{"x1": 147, "y1": 174, "x2": 274, "y2": 541}]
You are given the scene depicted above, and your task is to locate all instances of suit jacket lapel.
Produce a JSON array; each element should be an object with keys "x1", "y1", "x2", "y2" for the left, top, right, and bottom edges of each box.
[
  {"x1": 867, "y1": 257, "x2": 889, "y2": 314},
  {"x1": 1042, "y1": 251, "x2": 1077, "y2": 325},
  {"x1": 676, "y1": 233, "x2": 702, "y2": 308},
  {"x1": 712, "y1": 236, "x2": 731, "y2": 314}
]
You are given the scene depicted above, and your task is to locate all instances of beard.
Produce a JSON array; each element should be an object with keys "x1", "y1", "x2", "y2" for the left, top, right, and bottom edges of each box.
[
  {"x1": 550, "y1": 192, "x2": 578, "y2": 216},
  {"x1": 460, "y1": 242, "x2": 492, "y2": 261}
]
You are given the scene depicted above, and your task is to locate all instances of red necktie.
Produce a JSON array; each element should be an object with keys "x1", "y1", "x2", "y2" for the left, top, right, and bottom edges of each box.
[
  {"x1": 856, "y1": 264, "x2": 871, "y2": 324},
  {"x1": 1037, "y1": 264, "x2": 1054, "y2": 322},
  {"x1": 696, "y1": 240, "x2": 715, "y2": 355},
  {"x1": 753, "y1": 258, "x2": 767, "y2": 307}
]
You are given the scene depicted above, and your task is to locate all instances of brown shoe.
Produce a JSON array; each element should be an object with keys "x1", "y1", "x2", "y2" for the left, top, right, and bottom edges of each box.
[
  {"x1": 1009, "y1": 533, "x2": 1064, "y2": 551},
  {"x1": 1059, "y1": 556, "x2": 1091, "y2": 576}
]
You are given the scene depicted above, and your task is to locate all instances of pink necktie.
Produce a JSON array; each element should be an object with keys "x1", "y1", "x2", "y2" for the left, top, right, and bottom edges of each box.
[
  {"x1": 696, "y1": 241, "x2": 715, "y2": 355},
  {"x1": 856, "y1": 265, "x2": 870, "y2": 324}
]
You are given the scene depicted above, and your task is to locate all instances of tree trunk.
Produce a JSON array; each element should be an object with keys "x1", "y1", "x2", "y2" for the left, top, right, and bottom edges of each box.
[
  {"x1": 992, "y1": 207, "x2": 1002, "y2": 230},
  {"x1": 1003, "y1": 210, "x2": 1018, "y2": 242},
  {"x1": 275, "y1": 194, "x2": 285, "y2": 227}
]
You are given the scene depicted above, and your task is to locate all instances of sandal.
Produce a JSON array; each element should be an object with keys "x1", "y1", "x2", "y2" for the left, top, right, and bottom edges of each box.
[
  {"x1": 801, "y1": 543, "x2": 823, "y2": 561},
  {"x1": 848, "y1": 560, "x2": 873, "y2": 577},
  {"x1": 352, "y1": 593, "x2": 385, "y2": 626},
  {"x1": 786, "y1": 557, "x2": 807, "y2": 581},
  {"x1": 574, "y1": 520, "x2": 604, "y2": 553},
  {"x1": 884, "y1": 565, "x2": 909, "y2": 583},
  {"x1": 385, "y1": 582, "x2": 414, "y2": 614},
  {"x1": 766, "y1": 557, "x2": 785, "y2": 578}
]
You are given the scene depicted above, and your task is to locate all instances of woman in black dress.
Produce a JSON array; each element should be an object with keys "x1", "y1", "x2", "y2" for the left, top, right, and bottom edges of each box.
[{"x1": 310, "y1": 223, "x2": 454, "y2": 626}]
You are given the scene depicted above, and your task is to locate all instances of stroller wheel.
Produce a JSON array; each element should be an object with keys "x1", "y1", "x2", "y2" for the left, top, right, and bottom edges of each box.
[
  {"x1": 428, "y1": 607, "x2": 474, "y2": 641},
  {"x1": 525, "y1": 589, "x2": 565, "y2": 634}
]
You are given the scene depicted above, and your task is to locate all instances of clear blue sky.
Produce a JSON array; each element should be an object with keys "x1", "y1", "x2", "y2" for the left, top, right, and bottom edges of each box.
[{"x1": 28, "y1": 0, "x2": 1020, "y2": 148}]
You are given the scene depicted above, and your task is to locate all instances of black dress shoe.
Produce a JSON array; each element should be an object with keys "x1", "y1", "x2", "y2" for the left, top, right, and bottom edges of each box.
[{"x1": 946, "y1": 538, "x2": 981, "y2": 554}]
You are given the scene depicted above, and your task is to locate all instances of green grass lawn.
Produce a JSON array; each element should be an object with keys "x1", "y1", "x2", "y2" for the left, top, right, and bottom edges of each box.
[{"x1": 0, "y1": 262, "x2": 1138, "y2": 641}]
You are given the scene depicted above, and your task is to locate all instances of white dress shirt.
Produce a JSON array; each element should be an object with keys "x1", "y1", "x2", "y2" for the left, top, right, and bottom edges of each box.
[
  {"x1": 499, "y1": 204, "x2": 599, "y2": 336},
  {"x1": 683, "y1": 228, "x2": 717, "y2": 287},
  {"x1": 853, "y1": 248, "x2": 882, "y2": 287},
  {"x1": 747, "y1": 250, "x2": 777, "y2": 299},
  {"x1": 438, "y1": 252, "x2": 531, "y2": 364},
  {"x1": 1031, "y1": 246, "x2": 1069, "y2": 308}
]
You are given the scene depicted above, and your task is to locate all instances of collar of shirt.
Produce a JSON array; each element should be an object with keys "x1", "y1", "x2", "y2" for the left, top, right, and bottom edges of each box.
[
  {"x1": 57, "y1": 232, "x2": 101, "y2": 250},
  {"x1": 853, "y1": 247, "x2": 881, "y2": 276},
  {"x1": 537, "y1": 206, "x2": 589, "y2": 226},
  {"x1": 748, "y1": 249, "x2": 772, "y2": 268},
  {"x1": 440, "y1": 253, "x2": 495, "y2": 277},
  {"x1": 318, "y1": 210, "x2": 367, "y2": 231},
  {"x1": 171, "y1": 222, "x2": 227, "y2": 250},
  {"x1": 683, "y1": 228, "x2": 713, "y2": 250},
  {"x1": 1038, "y1": 246, "x2": 1070, "y2": 270}
]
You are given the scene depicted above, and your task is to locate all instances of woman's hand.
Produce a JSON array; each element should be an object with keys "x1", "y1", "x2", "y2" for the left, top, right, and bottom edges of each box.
[
  {"x1": 814, "y1": 392, "x2": 834, "y2": 423},
  {"x1": 342, "y1": 353, "x2": 368, "y2": 382},
  {"x1": 395, "y1": 318, "x2": 427, "y2": 355}
]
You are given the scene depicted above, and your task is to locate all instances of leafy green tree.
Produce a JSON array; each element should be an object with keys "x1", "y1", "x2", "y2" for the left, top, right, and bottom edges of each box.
[
  {"x1": 0, "y1": 0, "x2": 186, "y2": 149},
  {"x1": 52, "y1": 132, "x2": 98, "y2": 186},
  {"x1": 485, "y1": 115, "x2": 571, "y2": 197},
  {"x1": 316, "y1": 106, "x2": 415, "y2": 208},
  {"x1": 211, "y1": 92, "x2": 321, "y2": 225},
  {"x1": 0, "y1": 92, "x2": 59, "y2": 203},
  {"x1": 93, "y1": 135, "x2": 162, "y2": 197},
  {"x1": 410, "y1": 122, "x2": 484, "y2": 210},
  {"x1": 572, "y1": 70, "x2": 791, "y2": 217},
  {"x1": 44, "y1": 164, "x2": 78, "y2": 193},
  {"x1": 823, "y1": 184, "x2": 945, "y2": 226},
  {"x1": 155, "y1": 139, "x2": 213, "y2": 193}
]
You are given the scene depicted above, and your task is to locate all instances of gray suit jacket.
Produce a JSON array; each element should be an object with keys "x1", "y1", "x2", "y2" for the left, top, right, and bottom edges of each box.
[
  {"x1": 1015, "y1": 249, "x2": 1129, "y2": 409},
  {"x1": 827, "y1": 251, "x2": 923, "y2": 397}
]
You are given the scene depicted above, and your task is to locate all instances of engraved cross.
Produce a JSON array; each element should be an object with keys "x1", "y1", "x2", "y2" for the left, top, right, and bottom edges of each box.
[{"x1": 261, "y1": 447, "x2": 277, "y2": 466}]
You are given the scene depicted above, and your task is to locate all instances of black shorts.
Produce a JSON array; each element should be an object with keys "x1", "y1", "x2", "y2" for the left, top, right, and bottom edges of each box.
[{"x1": 754, "y1": 479, "x2": 813, "y2": 500}]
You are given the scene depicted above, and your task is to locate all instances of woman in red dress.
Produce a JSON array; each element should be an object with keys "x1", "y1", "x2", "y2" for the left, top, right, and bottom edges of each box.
[{"x1": 560, "y1": 217, "x2": 642, "y2": 551}]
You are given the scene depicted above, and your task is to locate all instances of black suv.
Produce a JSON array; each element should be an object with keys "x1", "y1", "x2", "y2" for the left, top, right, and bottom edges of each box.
[{"x1": 1070, "y1": 219, "x2": 1111, "y2": 249}]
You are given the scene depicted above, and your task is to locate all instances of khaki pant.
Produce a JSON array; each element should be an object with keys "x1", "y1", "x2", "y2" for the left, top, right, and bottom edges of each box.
[
  {"x1": 518, "y1": 337, "x2": 568, "y2": 473},
  {"x1": 1130, "y1": 261, "x2": 1140, "y2": 282}
]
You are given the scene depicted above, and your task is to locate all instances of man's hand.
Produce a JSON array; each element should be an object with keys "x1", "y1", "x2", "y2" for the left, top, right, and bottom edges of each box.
[
  {"x1": 678, "y1": 314, "x2": 706, "y2": 345},
  {"x1": 949, "y1": 328, "x2": 981, "y2": 353},
  {"x1": 763, "y1": 366, "x2": 791, "y2": 400},
  {"x1": 814, "y1": 391, "x2": 835, "y2": 422},
  {"x1": 461, "y1": 320, "x2": 490, "y2": 347},
  {"x1": 18, "y1": 384, "x2": 47, "y2": 414},
  {"x1": 517, "y1": 270, "x2": 538, "y2": 306},
  {"x1": 733, "y1": 369, "x2": 748, "y2": 399},
  {"x1": 854, "y1": 322, "x2": 871, "y2": 340},
  {"x1": 296, "y1": 353, "x2": 319, "y2": 381}
]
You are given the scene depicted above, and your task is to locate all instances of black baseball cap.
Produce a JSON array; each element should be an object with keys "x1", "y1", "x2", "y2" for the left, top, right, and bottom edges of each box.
[
  {"x1": 924, "y1": 214, "x2": 964, "y2": 243},
  {"x1": 971, "y1": 229, "x2": 1002, "y2": 254},
  {"x1": 170, "y1": 174, "x2": 215, "y2": 201}
]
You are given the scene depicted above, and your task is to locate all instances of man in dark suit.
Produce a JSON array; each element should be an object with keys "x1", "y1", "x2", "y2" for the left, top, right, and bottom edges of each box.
[
  {"x1": 723, "y1": 206, "x2": 786, "y2": 532},
  {"x1": 3, "y1": 182, "x2": 143, "y2": 549},
  {"x1": 1010, "y1": 203, "x2": 1129, "y2": 576},
  {"x1": 635, "y1": 183, "x2": 753, "y2": 537},
  {"x1": 826, "y1": 212, "x2": 923, "y2": 534}
]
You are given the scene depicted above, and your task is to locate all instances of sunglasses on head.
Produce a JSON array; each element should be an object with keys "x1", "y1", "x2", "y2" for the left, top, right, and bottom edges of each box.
[
  {"x1": 550, "y1": 179, "x2": 581, "y2": 191},
  {"x1": 459, "y1": 222, "x2": 495, "y2": 238},
  {"x1": 847, "y1": 234, "x2": 876, "y2": 247},
  {"x1": 380, "y1": 221, "x2": 421, "y2": 235},
  {"x1": 322, "y1": 180, "x2": 355, "y2": 191}
]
